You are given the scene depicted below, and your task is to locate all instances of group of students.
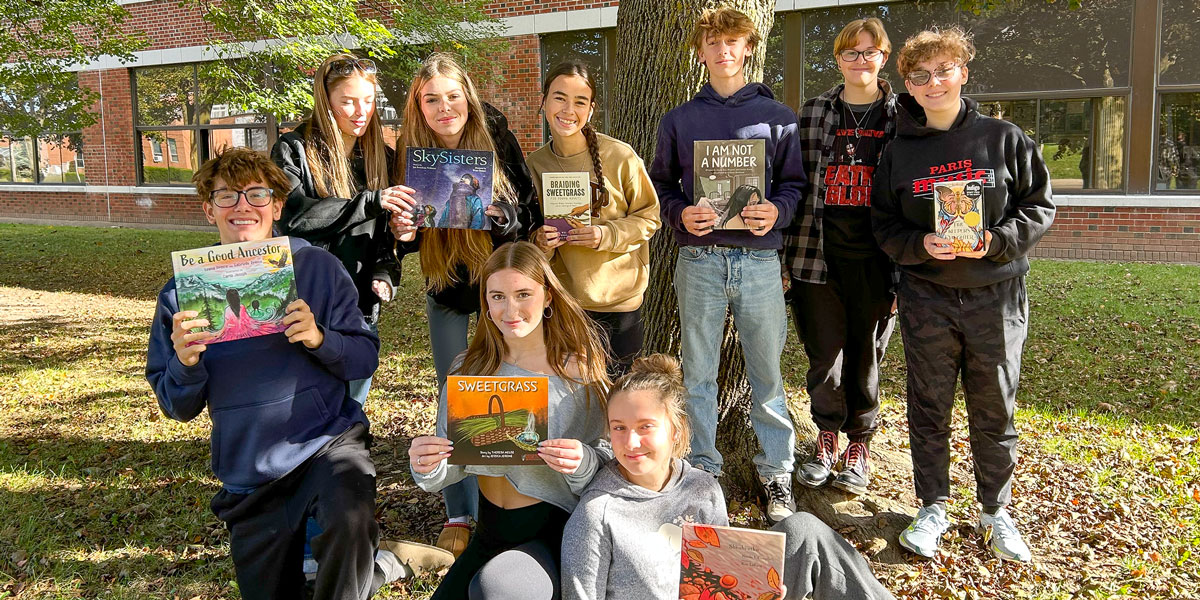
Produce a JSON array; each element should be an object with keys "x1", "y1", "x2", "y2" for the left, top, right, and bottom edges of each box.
[{"x1": 146, "y1": 5, "x2": 1054, "y2": 599}]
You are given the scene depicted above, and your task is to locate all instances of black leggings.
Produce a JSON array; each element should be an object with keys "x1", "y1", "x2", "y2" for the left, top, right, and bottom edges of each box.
[
  {"x1": 586, "y1": 308, "x2": 644, "y2": 378},
  {"x1": 430, "y1": 494, "x2": 569, "y2": 600}
]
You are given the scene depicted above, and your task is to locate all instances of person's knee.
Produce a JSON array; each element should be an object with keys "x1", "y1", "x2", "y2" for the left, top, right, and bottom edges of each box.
[{"x1": 468, "y1": 549, "x2": 556, "y2": 600}]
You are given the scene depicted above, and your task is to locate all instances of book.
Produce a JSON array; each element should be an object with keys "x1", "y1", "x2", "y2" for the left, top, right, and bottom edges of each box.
[
  {"x1": 405, "y1": 147, "x2": 496, "y2": 230},
  {"x1": 693, "y1": 139, "x2": 766, "y2": 230},
  {"x1": 446, "y1": 376, "x2": 550, "y2": 465},
  {"x1": 540, "y1": 171, "x2": 592, "y2": 237},
  {"x1": 170, "y1": 236, "x2": 296, "y2": 345},
  {"x1": 933, "y1": 179, "x2": 986, "y2": 253},
  {"x1": 679, "y1": 524, "x2": 786, "y2": 600}
]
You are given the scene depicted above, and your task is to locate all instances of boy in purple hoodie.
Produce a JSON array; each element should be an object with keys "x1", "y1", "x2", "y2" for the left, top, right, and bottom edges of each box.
[{"x1": 649, "y1": 6, "x2": 807, "y2": 524}]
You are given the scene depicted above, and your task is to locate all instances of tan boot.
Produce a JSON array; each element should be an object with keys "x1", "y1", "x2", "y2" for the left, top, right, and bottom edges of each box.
[
  {"x1": 435, "y1": 521, "x2": 471, "y2": 558},
  {"x1": 377, "y1": 539, "x2": 455, "y2": 576}
]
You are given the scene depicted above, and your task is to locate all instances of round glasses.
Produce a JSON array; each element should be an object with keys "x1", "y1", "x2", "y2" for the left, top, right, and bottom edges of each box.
[
  {"x1": 838, "y1": 48, "x2": 883, "y2": 62},
  {"x1": 210, "y1": 187, "x2": 274, "y2": 208},
  {"x1": 905, "y1": 65, "x2": 961, "y2": 86}
]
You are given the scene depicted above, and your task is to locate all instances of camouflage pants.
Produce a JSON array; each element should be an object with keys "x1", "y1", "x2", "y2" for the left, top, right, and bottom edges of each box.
[{"x1": 898, "y1": 274, "x2": 1028, "y2": 508}]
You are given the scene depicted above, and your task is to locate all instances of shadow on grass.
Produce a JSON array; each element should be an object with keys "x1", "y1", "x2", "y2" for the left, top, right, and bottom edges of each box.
[{"x1": 0, "y1": 316, "x2": 149, "y2": 376}]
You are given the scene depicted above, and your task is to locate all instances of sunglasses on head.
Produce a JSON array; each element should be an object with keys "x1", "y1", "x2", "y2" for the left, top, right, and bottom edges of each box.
[{"x1": 326, "y1": 58, "x2": 377, "y2": 81}]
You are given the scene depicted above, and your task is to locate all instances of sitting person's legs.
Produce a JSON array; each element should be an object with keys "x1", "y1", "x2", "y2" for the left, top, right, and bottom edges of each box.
[
  {"x1": 772, "y1": 512, "x2": 895, "y2": 600},
  {"x1": 306, "y1": 424, "x2": 380, "y2": 600},
  {"x1": 468, "y1": 539, "x2": 559, "y2": 600}
]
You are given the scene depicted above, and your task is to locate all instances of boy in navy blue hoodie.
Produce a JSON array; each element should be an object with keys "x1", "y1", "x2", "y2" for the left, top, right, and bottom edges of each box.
[
  {"x1": 649, "y1": 6, "x2": 806, "y2": 524},
  {"x1": 146, "y1": 148, "x2": 450, "y2": 599}
]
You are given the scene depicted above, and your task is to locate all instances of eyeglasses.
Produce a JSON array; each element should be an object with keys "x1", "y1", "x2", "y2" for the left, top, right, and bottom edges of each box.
[
  {"x1": 838, "y1": 48, "x2": 884, "y2": 62},
  {"x1": 326, "y1": 58, "x2": 377, "y2": 80},
  {"x1": 210, "y1": 187, "x2": 274, "y2": 208},
  {"x1": 905, "y1": 65, "x2": 961, "y2": 86}
]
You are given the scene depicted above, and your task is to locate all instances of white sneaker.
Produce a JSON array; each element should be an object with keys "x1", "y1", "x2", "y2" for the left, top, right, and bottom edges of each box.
[
  {"x1": 899, "y1": 504, "x2": 951, "y2": 559},
  {"x1": 978, "y1": 509, "x2": 1032, "y2": 562},
  {"x1": 760, "y1": 474, "x2": 796, "y2": 525}
]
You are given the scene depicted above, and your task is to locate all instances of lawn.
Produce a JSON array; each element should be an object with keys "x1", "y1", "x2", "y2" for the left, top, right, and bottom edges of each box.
[{"x1": 0, "y1": 223, "x2": 1196, "y2": 599}]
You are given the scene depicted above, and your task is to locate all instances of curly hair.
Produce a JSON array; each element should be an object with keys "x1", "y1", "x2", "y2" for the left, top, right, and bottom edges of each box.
[{"x1": 896, "y1": 26, "x2": 976, "y2": 78}]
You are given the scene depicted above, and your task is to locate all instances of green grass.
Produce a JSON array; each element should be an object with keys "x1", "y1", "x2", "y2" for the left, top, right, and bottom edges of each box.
[
  {"x1": 1042, "y1": 143, "x2": 1086, "y2": 182},
  {"x1": 1, "y1": 223, "x2": 1198, "y2": 599},
  {"x1": 142, "y1": 165, "x2": 196, "y2": 185}
]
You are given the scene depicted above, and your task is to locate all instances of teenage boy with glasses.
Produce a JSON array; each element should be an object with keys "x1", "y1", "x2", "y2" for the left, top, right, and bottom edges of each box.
[
  {"x1": 784, "y1": 17, "x2": 899, "y2": 498},
  {"x1": 650, "y1": 6, "x2": 805, "y2": 525},
  {"x1": 872, "y1": 28, "x2": 1055, "y2": 563}
]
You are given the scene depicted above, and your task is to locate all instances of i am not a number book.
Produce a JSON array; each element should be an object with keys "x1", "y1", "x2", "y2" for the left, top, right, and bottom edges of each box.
[
  {"x1": 693, "y1": 139, "x2": 766, "y2": 230},
  {"x1": 679, "y1": 523, "x2": 786, "y2": 600},
  {"x1": 171, "y1": 236, "x2": 297, "y2": 345},
  {"x1": 933, "y1": 179, "x2": 986, "y2": 253},
  {"x1": 405, "y1": 147, "x2": 496, "y2": 230},
  {"x1": 446, "y1": 376, "x2": 549, "y2": 465},
  {"x1": 541, "y1": 171, "x2": 592, "y2": 237}
]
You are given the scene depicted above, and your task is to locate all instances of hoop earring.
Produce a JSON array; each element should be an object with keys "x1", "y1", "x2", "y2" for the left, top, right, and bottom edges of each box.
[{"x1": 543, "y1": 305, "x2": 553, "y2": 319}]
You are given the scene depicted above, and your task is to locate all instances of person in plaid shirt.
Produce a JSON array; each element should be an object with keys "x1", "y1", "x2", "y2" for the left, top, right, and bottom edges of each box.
[{"x1": 783, "y1": 18, "x2": 899, "y2": 497}]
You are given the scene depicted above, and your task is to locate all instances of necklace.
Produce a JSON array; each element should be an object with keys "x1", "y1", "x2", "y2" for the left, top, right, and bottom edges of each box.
[{"x1": 841, "y1": 89, "x2": 881, "y2": 138}]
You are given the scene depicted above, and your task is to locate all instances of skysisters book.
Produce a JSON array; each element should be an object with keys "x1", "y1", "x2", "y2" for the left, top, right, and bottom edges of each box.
[
  {"x1": 405, "y1": 147, "x2": 496, "y2": 230},
  {"x1": 170, "y1": 236, "x2": 296, "y2": 345},
  {"x1": 693, "y1": 139, "x2": 766, "y2": 230},
  {"x1": 540, "y1": 171, "x2": 592, "y2": 237},
  {"x1": 447, "y1": 376, "x2": 549, "y2": 465},
  {"x1": 933, "y1": 179, "x2": 986, "y2": 253},
  {"x1": 679, "y1": 524, "x2": 786, "y2": 600}
]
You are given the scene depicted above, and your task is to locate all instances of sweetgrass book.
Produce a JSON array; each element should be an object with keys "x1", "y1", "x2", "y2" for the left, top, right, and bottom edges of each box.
[
  {"x1": 170, "y1": 236, "x2": 296, "y2": 345},
  {"x1": 679, "y1": 523, "x2": 786, "y2": 600},
  {"x1": 446, "y1": 376, "x2": 550, "y2": 465},
  {"x1": 933, "y1": 179, "x2": 986, "y2": 253},
  {"x1": 540, "y1": 171, "x2": 592, "y2": 237},
  {"x1": 693, "y1": 139, "x2": 765, "y2": 230},
  {"x1": 405, "y1": 147, "x2": 496, "y2": 230}
]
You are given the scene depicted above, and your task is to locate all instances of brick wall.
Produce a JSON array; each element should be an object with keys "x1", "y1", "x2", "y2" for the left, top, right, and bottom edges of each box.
[
  {"x1": 478, "y1": 35, "x2": 545, "y2": 153},
  {"x1": 1033, "y1": 206, "x2": 1200, "y2": 263}
]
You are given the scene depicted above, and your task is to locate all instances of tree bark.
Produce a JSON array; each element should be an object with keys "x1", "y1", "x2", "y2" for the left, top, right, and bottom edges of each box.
[{"x1": 610, "y1": 0, "x2": 912, "y2": 563}]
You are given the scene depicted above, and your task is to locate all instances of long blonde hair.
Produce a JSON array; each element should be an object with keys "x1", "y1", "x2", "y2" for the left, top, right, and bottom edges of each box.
[
  {"x1": 302, "y1": 54, "x2": 389, "y2": 199},
  {"x1": 456, "y1": 242, "x2": 610, "y2": 403},
  {"x1": 394, "y1": 53, "x2": 517, "y2": 293}
]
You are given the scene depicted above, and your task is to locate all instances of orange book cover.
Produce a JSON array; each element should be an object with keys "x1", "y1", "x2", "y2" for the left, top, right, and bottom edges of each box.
[
  {"x1": 446, "y1": 376, "x2": 549, "y2": 465},
  {"x1": 679, "y1": 523, "x2": 786, "y2": 600}
]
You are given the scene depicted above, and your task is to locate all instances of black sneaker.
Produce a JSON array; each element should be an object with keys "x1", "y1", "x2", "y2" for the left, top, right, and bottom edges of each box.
[
  {"x1": 796, "y1": 430, "x2": 838, "y2": 488},
  {"x1": 832, "y1": 440, "x2": 870, "y2": 496}
]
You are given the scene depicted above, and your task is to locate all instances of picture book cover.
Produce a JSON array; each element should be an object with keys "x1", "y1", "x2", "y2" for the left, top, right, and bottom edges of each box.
[
  {"x1": 446, "y1": 376, "x2": 550, "y2": 465},
  {"x1": 679, "y1": 523, "x2": 786, "y2": 600},
  {"x1": 933, "y1": 179, "x2": 986, "y2": 253},
  {"x1": 405, "y1": 147, "x2": 496, "y2": 230},
  {"x1": 541, "y1": 171, "x2": 592, "y2": 237},
  {"x1": 170, "y1": 236, "x2": 297, "y2": 345},
  {"x1": 693, "y1": 139, "x2": 766, "y2": 230}
]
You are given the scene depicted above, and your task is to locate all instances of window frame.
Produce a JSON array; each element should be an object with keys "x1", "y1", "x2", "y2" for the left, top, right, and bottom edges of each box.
[{"x1": 0, "y1": 132, "x2": 86, "y2": 186}]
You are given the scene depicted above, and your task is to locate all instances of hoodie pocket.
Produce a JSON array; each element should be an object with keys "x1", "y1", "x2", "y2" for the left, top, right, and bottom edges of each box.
[{"x1": 210, "y1": 386, "x2": 331, "y2": 483}]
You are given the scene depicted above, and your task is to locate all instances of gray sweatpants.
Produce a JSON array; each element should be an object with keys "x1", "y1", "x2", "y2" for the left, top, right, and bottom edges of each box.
[
  {"x1": 772, "y1": 512, "x2": 895, "y2": 599},
  {"x1": 897, "y1": 274, "x2": 1028, "y2": 508}
]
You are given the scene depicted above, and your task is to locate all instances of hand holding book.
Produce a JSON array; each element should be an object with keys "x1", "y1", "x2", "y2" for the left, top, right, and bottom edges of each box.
[
  {"x1": 282, "y1": 299, "x2": 324, "y2": 349},
  {"x1": 536, "y1": 438, "x2": 584, "y2": 474},
  {"x1": 170, "y1": 310, "x2": 214, "y2": 366},
  {"x1": 410, "y1": 435, "x2": 454, "y2": 473}
]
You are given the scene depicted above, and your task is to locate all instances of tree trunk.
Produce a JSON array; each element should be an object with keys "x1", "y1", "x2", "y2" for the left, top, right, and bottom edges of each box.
[{"x1": 610, "y1": 0, "x2": 912, "y2": 563}]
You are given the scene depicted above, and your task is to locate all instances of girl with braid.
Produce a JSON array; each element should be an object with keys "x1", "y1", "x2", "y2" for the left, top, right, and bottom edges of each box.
[{"x1": 529, "y1": 61, "x2": 661, "y2": 377}]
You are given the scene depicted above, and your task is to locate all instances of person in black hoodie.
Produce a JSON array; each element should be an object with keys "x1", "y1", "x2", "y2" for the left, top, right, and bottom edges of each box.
[
  {"x1": 272, "y1": 54, "x2": 406, "y2": 407},
  {"x1": 386, "y1": 52, "x2": 539, "y2": 557},
  {"x1": 871, "y1": 27, "x2": 1055, "y2": 563}
]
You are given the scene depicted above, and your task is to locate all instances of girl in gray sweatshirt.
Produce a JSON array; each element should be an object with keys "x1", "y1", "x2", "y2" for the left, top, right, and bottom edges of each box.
[{"x1": 561, "y1": 355, "x2": 895, "y2": 600}]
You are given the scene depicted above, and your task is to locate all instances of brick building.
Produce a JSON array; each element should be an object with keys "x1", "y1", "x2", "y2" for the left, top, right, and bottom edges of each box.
[{"x1": 2, "y1": 0, "x2": 1197, "y2": 263}]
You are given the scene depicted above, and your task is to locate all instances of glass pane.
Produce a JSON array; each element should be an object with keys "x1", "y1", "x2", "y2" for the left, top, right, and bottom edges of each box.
[
  {"x1": 37, "y1": 134, "x2": 85, "y2": 183},
  {"x1": 800, "y1": 0, "x2": 1133, "y2": 98},
  {"x1": 1156, "y1": 93, "x2": 1200, "y2": 191},
  {"x1": 141, "y1": 130, "x2": 197, "y2": 185},
  {"x1": 980, "y1": 100, "x2": 1037, "y2": 137},
  {"x1": 136, "y1": 65, "x2": 197, "y2": 126},
  {"x1": 763, "y1": 16, "x2": 786, "y2": 102},
  {"x1": 539, "y1": 29, "x2": 610, "y2": 141},
  {"x1": 1038, "y1": 97, "x2": 1125, "y2": 191},
  {"x1": 198, "y1": 62, "x2": 267, "y2": 126},
  {"x1": 1160, "y1": 0, "x2": 1200, "y2": 86},
  {"x1": 382, "y1": 122, "x2": 402, "y2": 150},
  {"x1": 0, "y1": 137, "x2": 35, "y2": 182},
  {"x1": 205, "y1": 127, "x2": 269, "y2": 161}
]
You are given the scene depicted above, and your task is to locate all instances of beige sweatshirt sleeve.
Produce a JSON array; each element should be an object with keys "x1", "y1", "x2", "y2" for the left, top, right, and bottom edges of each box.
[{"x1": 596, "y1": 154, "x2": 660, "y2": 254}]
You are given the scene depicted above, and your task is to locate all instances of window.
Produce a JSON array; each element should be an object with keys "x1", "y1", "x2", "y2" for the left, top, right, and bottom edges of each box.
[
  {"x1": 37, "y1": 134, "x2": 86, "y2": 183},
  {"x1": 0, "y1": 137, "x2": 35, "y2": 183},
  {"x1": 134, "y1": 63, "x2": 271, "y2": 185},
  {"x1": 1159, "y1": 0, "x2": 1200, "y2": 87},
  {"x1": 539, "y1": 29, "x2": 615, "y2": 142},
  {"x1": 1155, "y1": 93, "x2": 1200, "y2": 191}
]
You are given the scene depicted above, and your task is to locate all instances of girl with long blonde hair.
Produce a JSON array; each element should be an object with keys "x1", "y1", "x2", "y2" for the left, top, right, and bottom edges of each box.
[
  {"x1": 409, "y1": 241, "x2": 610, "y2": 599},
  {"x1": 386, "y1": 52, "x2": 539, "y2": 555}
]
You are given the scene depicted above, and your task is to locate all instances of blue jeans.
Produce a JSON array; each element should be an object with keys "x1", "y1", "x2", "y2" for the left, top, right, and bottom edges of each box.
[
  {"x1": 347, "y1": 321, "x2": 378, "y2": 405},
  {"x1": 426, "y1": 295, "x2": 480, "y2": 520},
  {"x1": 674, "y1": 246, "x2": 795, "y2": 479}
]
